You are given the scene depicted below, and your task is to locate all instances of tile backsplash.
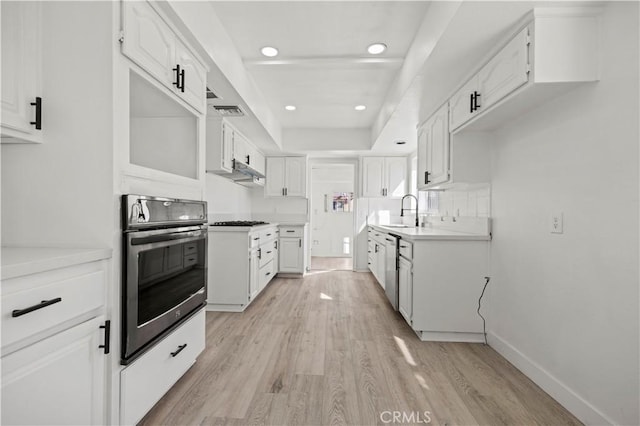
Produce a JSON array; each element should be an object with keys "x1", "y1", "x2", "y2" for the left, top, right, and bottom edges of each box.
[{"x1": 420, "y1": 185, "x2": 491, "y2": 218}]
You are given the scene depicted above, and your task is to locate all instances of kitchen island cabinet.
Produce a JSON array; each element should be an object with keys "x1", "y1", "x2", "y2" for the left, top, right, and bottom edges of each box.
[{"x1": 207, "y1": 224, "x2": 279, "y2": 311}]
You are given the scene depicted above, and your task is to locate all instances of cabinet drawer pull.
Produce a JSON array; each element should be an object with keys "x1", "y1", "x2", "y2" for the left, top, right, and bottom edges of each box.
[
  {"x1": 12, "y1": 297, "x2": 62, "y2": 317},
  {"x1": 469, "y1": 92, "x2": 474, "y2": 113},
  {"x1": 99, "y1": 320, "x2": 111, "y2": 354},
  {"x1": 173, "y1": 64, "x2": 182, "y2": 89},
  {"x1": 258, "y1": 248, "x2": 262, "y2": 259},
  {"x1": 400, "y1": 245, "x2": 408, "y2": 248},
  {"x1": 253, "y1": 237, "x2": 260, "y2": 241},
  {"x1": 266, "y1": 251, "x2": 272, "y2": 254},
  {"x1": 286, "y1": 230, "x2": 295, "y2": 233},
  {"x1": 425, "y1": 171, "x2": 431, "y2": 184},
  {"x1": 170, "y1": 344, "x2": 188, "y2": 357},
  {"x1": 299, "y1": 239, "x2": 302, "y2": 248},
  {"x1": 274, "y1": 241, "x2": 278, "y2": 249},
  {"x1": 473, "y1": 91, "x2": 481, "y2": 111},
  {"x1": 266, "y1": 233, "x2": 272, "y2": 236},
  {"x1": 266, "y1": 272, "x2": 271, "y2": 276},
  {"x1": 30, "y1": 97, "x2": 42, "y2": 130}
]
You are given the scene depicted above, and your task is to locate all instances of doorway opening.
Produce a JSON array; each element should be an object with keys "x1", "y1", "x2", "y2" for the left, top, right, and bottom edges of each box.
[{"x1": 310, "y1": 163, "x2": 355, "y2": 271}]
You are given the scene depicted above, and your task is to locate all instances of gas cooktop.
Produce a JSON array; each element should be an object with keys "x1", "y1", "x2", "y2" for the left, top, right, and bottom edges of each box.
[{"x1": 210, "y1": 220, "x2": 269, "y2": 227}]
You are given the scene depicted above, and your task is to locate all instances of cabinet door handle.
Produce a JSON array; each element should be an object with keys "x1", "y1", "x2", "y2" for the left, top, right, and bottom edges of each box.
[
  {"x1": 282, "y1": 188, "x2": 285, "y2": 196},
  {"x1": 266, "y1": 272, "x2": 271, "y2": 276},
  {"x1": 425, "y1": 171, "x2": 431, "y2": 184},
  {"x1": 173, "y1": 64, "x2": 182, "y2": 89},
  {"x1": 469, "y1": 92, "x2": 475, "y2": 113},
  {"x1": 253, "y1": 237, "x2": 260, "y2": 241},
  {"x1": 170, "y1": 344, "x2": 187, "y2": 357},
  {"x1": 30, "y1": 97, "x2": 42, "y2": 130},
  {"x1": 285, "y1": 188, "x2": 288, "y2": 196},
  {"x1": 99, "y1": 320, "x2": 111, "y2": 354},
  {"x1": 375, "y1": 244, "x2": 378, "y2": 253},
  {"x1": 274, "y1": 241, "x2": 278, "y2": 249},
  {"x1": 246, "y1": 155, "x2": 250, "y2": 165},
  {"x1": 180, "y1": 68, "x2": 185, "y2": 92},
  {"x1": 12, "y1": 297, "x2": 62, "y2": 317},
  {"x1": 299, "y1": 239, "x2": 302, "y2": 248},
  {"x1": 473, "y1": 91, "x2": 481, "y2": 111},
  {"x1": 266, "y1": 233, "x2": 272, "y2": 236},
  {"x1": 258, "y1": 248, "x2": 262, "y2": 259}
]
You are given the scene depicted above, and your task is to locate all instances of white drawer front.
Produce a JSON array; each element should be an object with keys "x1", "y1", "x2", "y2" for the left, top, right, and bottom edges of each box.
[
  {"x1": 399, "y1": 240, "x2": 413, "y2": 260},
  {"x1": 259, "y1": 227, "x2": 277, "y2": 242},
  {"x1": 280, "y1": 226, "x2": 302, "y2": 237},
  {"x1": 259, "y1": 260, "x2": 275, "y2": 289},
  {"x1": 2, "y1": 269, "x2": 105, "y2": 351},
  {"x1": 249, "y1": 232, "x2": 261, "y2": 248},
  {"x1": 120, "y1": 309, "x2": 205, "y2": 426},
  {"x1": 259, "y1": 242, "x2": 275, "y2": 268}
]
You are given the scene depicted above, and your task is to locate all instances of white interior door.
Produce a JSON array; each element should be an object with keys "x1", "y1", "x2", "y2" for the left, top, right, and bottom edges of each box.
[{"x1": 310, "y1": 164, "x2": 355, "y2": 258}]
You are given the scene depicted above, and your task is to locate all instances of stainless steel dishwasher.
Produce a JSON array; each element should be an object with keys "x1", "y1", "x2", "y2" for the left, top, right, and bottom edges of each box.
[{"x1": 384, "y1": 232, "x2": 401, "y2": 310}]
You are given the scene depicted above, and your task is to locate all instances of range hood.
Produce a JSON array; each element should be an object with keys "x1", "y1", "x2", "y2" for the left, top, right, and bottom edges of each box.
[{"x1": 211, "y1": 159, "x2": 265, "y2": 186}]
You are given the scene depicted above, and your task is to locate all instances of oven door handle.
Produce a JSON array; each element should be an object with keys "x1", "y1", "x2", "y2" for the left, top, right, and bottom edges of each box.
[{"x1": 131, "y1": 230, "x2": 205, "y2": 246}]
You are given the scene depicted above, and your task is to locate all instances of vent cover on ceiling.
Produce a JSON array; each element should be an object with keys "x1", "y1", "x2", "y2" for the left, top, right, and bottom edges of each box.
[
  {"x1": 206, "y1": 87, "x2": 219, "y2": 99},
  {"x1": 212, "y1": 105, "x2": 245, "y2": 117}
]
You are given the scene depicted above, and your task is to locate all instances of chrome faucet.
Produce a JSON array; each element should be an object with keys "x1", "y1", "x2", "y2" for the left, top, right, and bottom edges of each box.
[{"x1": 400, "y1": 194, "x2": 419, "y2": 227}]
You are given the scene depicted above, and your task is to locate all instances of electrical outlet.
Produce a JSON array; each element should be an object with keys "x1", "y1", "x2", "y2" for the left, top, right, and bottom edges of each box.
[{"x1": 550, "y1": 212, "x2": 563, "y2": 234}]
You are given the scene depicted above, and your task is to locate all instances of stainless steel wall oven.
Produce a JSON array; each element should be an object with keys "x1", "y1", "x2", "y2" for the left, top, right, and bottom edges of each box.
[{"x1": 121, "y1": 195, "x2": 207, "y2": 364}]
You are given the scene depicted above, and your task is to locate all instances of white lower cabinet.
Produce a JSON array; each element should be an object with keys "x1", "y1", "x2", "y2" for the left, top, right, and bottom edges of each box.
[
  {"x1": 1, "y1": 315, "x2": 106, "y2": 426},
  {"x1": 207, "y1": 225, "x2": 279, "y2": 311},
  {"x1": 278, "y1": 225, "x2": 307, "y2": 274},
  {"x1": 120, "y1": 309, "x2": 205, "y2": 426}
]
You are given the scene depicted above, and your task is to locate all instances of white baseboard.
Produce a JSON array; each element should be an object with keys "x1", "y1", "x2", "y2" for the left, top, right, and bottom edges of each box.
[
  {"x1": 417, "y1": 330, "x2": 484, "y2": 343},
  {"x1": 488, "y1": 332, "x2": 615, "y2": 425}
]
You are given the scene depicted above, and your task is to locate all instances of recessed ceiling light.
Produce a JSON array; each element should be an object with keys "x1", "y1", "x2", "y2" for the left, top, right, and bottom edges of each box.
[
  {"x1": 395, "y1": 140, "x2": 406, "y2": 145},
  {"x1": 261, "y1": 46, "x2": 279, "y2": 57},
  {"x1": 367, "y1": 43, "x2": 387, "y2": 55},
  {"x1": 285, "y1": 105, "x2": 296, "y2": 111},
  {"x1": 355, "y1": 105, "x2": 366, "y2": 111}
]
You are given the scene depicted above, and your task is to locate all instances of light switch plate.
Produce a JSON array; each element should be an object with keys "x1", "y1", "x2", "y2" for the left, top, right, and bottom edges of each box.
[{"x1": 550, "y1": 212, "x2": 564, "y2": 234}]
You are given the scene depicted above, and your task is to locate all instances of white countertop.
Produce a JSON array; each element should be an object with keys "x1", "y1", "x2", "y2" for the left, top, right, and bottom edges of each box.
[
  {"x1": 1, "y1": 247, "x2": 113, "y2": 280},
  {"x1": 370, "y1": 224, "x2": 491, "y2": 241}
]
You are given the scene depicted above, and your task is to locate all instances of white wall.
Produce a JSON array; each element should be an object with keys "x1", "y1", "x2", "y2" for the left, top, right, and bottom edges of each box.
[
  {"x1": 487, "y1": 3, "x2": 639, "y2": 425},
  {"x1": 283, "y1": 128, "x2": 371, "y2": 152},
  {"x1": 1, "y1": 2, "x2": 114, "y2": 248},
  {"x1": 204, "y1": 173, "x2": 252, "y2": 221}
]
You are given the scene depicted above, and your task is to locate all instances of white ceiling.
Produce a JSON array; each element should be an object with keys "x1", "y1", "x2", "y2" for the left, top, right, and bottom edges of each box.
[{"x1": 210, "y1": 1, "x2": 430, "y2": 135}]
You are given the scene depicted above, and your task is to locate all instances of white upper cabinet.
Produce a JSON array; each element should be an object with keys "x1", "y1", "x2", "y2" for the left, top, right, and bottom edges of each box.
[
  {"x1": 418, "y1": 103, "x2": 450, "y2": 190},
  {"x1": 449, "y1": 9, "x2": 600, "y2": 132},
  {"x1": 477, "y1": 28, "x2": 530, "y2": 110},
  {"x1": 174, "y1": 41, "x2": 207, "y2": 114},
  {"x1": 205, "y1": 118, "x2": 233, "y2": 173},
  {"x1": 361, "y1": 157, "x2": 407, "y2": 198},
  {"x1": 361, "y1": 157, "x2": 385, "y2": 197},
  {"x1": 1, "y1": 1, "x2": 43, "y2": 144},
  {"x1": 265, "y1": 157, "x2": 307, "y2": 197},
  {"x1": 451, "y1": 28, "x2": 529, "y2": 131},
  {"x1": 122, "y1": 1, "x2": 207, "y2": 114}
]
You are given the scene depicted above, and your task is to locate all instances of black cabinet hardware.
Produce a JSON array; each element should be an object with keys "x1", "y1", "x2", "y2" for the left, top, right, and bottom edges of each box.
[
  {"x1": 274, "y1": 241, "x2": 278, "y2": 249},
  {"x1": 258, "y1": 248, "x2": 262, "y2": 259},
  {"x1": 425, "y1": 171, "x2": 431, "y2": 184},
  {"x1": 266, "y1": 272, "x2": 271, "y2": 276},
  {"x1": 253, "y1": 237, "x2": 259, "y2": 241},
  {"x1": 473, "y1": 91, "x2": 481, "y2": 111},
  {"x1": 30, "y1": 97, "x2": 42, "y2": 130},
  {"x1": 180, "y1": 68, "x2": 185, "y2": 92},
  {"x1": 470, "y1": 93, "x2": 474, "y2": 113},
  {"x1": 375, "y1": 244, "x2": 379, "y2": 253},
  {"x1": 173, "y1": 65, "x2": 182, "y2": 89},
  {"x1": 282, "y1": 188, "x2": 285, "y2": 196},
  {"x1": 266, "y1": 250, "x2": 272, "y2": 254},
  {"x1": 286, "y1": 230, "x2": 295, "y2": 233},
  {"x1": 299, "y1": 239, "x2": 302, "y2": 248},
  {"x1": 246, "y1": 155, "x2": 250, "y2": 165},
  {"x1": 12, "y1": 297, "x2": 62, "y2": 317},
  {"x1": 99, "y1": 320, "x2": 111, "y2": 354},
  {"x1": 285, "y1": 188, "x2": 288, "y2": 196},
  {"x1": 385, "y1": 238, "x2": 394, "y2": 242},
  {"x1": 170, "y1": 344, "x2": 187, "y2": 357},
  {"x1": 400, "y1": 245, "x2": 408, "y2": 248},
  {"x1": 266, "y1": 233, "x2": 272, "y2": 236}
]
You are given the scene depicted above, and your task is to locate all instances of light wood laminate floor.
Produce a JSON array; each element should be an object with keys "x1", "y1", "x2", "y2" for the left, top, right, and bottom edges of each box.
[
  {"x1": 311, "y1": 256, "x2": 353, "y2": 271},
  {"x1": 141, "y1": 271, "x2": 581, "y2": 426}
]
